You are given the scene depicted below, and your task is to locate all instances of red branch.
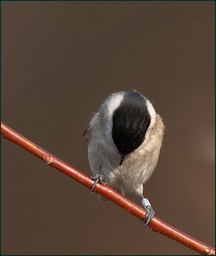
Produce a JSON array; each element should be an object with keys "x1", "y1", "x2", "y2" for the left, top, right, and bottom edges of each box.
[{"x1": 1, "y1": 122, "x2": 215, "y2": 255}]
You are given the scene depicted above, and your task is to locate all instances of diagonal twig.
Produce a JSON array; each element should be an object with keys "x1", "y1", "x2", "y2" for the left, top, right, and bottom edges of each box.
[{"x1": 1, "y1": 122, "x2": 215, "y2": 255}]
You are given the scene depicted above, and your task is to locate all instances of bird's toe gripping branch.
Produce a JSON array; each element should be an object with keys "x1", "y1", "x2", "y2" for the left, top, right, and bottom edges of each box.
[
  {"x1": 90, "y1": 174, "x2": 104, "y2": 194},
  {"x1": 141, "y1": 197, "x2": 155, "y2": 227}
]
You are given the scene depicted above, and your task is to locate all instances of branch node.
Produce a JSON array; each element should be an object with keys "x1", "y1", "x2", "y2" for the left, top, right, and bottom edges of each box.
[
  {"x1": 43, "y1": 155, "x2": 53, "y2": 165},
  {"x1": 206, "y1": 248, "x2": 215, "y2": 255}
]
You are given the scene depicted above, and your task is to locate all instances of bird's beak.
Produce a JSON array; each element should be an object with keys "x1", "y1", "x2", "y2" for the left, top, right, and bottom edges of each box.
[{"x1": 119, "y1": 154, "x2": 125, "y2": 166}]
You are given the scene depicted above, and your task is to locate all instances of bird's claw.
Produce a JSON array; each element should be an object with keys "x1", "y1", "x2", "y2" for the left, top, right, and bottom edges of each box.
[
  {"x1": 90, "y1": 174, "x2": 104, "y2": 194},
  {"x1": 141, "y1": 197, "x2": 155, "y2": 226},
  {"x1": 143, "y1": 205, "x2": 155, "y2": 227}
]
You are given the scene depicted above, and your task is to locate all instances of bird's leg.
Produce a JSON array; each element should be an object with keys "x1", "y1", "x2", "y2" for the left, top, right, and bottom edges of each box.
[
  {"x1": 90, "y1": 174, "x2": 104, "y2": 195},
  {"x1": 141, "y1": 196, "x2": 155, "y2": 227}
]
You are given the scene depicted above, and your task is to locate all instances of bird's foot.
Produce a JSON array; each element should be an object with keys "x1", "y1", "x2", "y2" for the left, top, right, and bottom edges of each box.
[
  {"x1": 141, "y1": 197, "x2": 155, "y2": 227},
  {"x1": 90, "y1": 174, "x2": 104, "y2": 195}
]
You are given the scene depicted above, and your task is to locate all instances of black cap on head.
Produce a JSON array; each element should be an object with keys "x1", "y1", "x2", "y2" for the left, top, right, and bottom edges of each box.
[{"x1": 112, "y1": 91, "x2": 151, "y2": 163}]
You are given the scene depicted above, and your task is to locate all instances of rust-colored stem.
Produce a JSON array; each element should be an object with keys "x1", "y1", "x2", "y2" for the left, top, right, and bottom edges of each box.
[{"x1": 1, "y1": 122, "x2": 215, "y2": 255}]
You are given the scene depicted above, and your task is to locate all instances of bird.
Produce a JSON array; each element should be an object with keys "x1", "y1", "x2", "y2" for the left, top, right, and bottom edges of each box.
[{"x1": 83, "y1": 90, "x2": 165, "y2": 225}]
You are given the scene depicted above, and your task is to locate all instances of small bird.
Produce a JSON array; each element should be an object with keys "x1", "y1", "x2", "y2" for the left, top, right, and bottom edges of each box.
[{"x1": 83, "y1": 90, "x2": 165, "y2": 225}]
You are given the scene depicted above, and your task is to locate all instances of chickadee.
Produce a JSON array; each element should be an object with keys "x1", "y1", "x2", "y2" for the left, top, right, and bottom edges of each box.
[{"x1": 83, "y1": 90, "x2": 165, "y2": 225}]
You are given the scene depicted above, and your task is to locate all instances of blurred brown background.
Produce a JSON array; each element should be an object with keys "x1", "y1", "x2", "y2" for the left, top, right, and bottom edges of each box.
[{"x1": 2, "y1": 2, "x2": 214, "y2": 255}]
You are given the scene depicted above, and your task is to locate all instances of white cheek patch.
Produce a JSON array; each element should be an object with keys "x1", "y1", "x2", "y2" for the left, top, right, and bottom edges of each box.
[
  {"x1": 106, "y1": 92, "x2": 124, "y2": 119},
  {"x1": 105, "y1": 92, "x2": 125, "y2": 141},
  {"x1": 146, "y1": 99, "x2": 157, "y2": 130}
]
